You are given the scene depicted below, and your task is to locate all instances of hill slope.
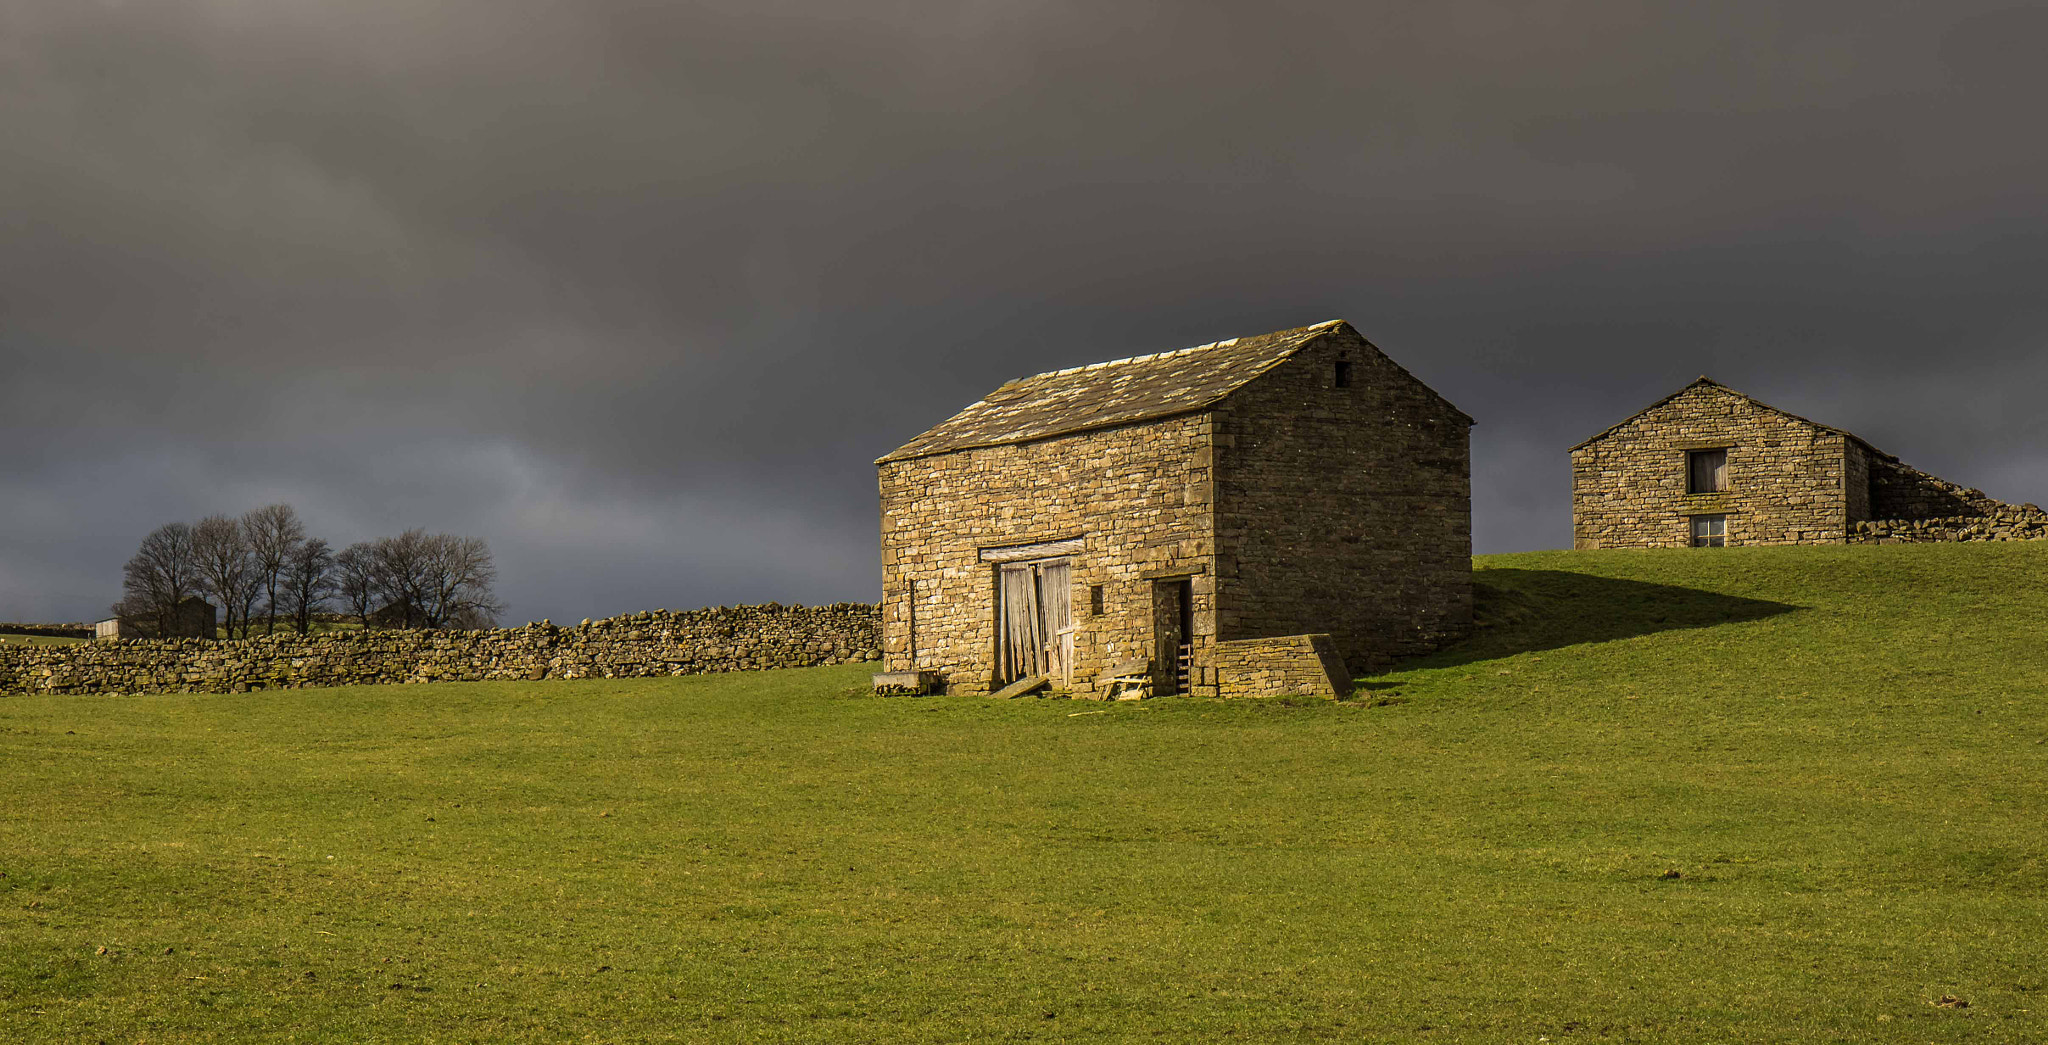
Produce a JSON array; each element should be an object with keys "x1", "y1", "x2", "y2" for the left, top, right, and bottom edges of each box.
[{"x1": 2, "y1": 542, "x2": 2045, "y2": 1043}]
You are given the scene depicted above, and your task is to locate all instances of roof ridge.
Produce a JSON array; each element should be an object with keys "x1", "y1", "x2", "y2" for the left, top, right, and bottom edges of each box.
[
  {"x1": 1571, "y1": 377, "x2": 1887, "y2": 455},
  {"x1": 1011, "y1": 319, "x2": 1342, "y2": 384},
  {"x1": 876, "y1": 321, "x2": 1347, "y2": 464}
]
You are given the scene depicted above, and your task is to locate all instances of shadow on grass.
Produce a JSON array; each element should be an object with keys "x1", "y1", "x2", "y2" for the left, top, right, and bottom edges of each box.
[{"x1": 1390, "y1": 568, "x2": 1802, "y2": 673}]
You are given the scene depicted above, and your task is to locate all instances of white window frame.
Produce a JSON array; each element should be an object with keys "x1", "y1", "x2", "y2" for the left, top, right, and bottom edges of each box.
[{"x1": 1690, "y1": 514, "x2": 1727, "y2": 548}]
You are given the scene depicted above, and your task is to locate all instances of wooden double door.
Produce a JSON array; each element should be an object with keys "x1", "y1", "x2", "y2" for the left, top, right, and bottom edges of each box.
[{"x1": 997, "y1": 558, "x2": 1072, "y2": 686}]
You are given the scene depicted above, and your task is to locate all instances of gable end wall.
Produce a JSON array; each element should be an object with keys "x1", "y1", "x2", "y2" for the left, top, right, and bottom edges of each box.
[
  {"x1": 1571, "y1": 385, "x2": 1851, "y2": 548},
  {"x1": 1213, "y1": 329, "x2": 1472, "y2": 673}
]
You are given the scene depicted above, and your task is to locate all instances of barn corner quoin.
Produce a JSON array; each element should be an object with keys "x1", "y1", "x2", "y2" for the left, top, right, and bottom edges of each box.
[
  {"x1": 873, "y1": 319, "x2": 1474, "y2": 700},
  {"x1": 1572, "y1": 377, "x2": 2048, "y2": 549}
]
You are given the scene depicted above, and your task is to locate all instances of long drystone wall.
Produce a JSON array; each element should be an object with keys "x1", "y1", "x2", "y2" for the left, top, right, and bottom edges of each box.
[
  {"x1": 1850, "y1": 504, "x2": 2048, "y2": 544},
  {"x1": 0, "y1": 603, "x2": 880, "y2": 696}
]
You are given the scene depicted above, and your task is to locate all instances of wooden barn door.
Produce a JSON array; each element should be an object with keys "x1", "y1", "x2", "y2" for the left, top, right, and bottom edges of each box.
[
  {"x1": 1037, "y1": 560, "x2": 1072, "y2": 688},
  {"x1": 998, "y1": 558, "x2": 1072, "y2": 687}
]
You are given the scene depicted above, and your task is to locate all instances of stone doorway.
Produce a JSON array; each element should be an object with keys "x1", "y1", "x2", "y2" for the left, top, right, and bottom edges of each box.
[{"x1": 1152, "y1": 578, "x2": 1193, "y2": 695}]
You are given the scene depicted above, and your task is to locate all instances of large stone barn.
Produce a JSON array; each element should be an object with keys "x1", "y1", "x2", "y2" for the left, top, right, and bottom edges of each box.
[
  {"x1": 875, "y1": 320, "x2": 1473, "y2": 699},
  {"x1": 1572, "y1": 377, "x2": 2048, "y2": 549}
]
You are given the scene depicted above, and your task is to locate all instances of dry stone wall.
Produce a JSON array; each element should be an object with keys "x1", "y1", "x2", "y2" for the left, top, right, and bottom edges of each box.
[
  {"x1": 1850, "y1": 505, "x2": 2048, "y2": 543},
  {"x1": 0, "y1": 603, "x2": 880, "y2": 696},
  {"x1": 1210, "y1": 634, "x2": 1349, "y2": 699},
  {"x1": 1850, "y1": 450, "x2": 2048, "y2": 543}
]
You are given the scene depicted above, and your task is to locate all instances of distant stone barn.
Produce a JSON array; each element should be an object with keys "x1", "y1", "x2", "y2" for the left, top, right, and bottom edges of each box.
[
  {"x1": 1573, "y1": 377, "x2": 2048, "y2": 548},
  {"x1": 875, "y1": 320, "x2": 1474, "y2": 699}
]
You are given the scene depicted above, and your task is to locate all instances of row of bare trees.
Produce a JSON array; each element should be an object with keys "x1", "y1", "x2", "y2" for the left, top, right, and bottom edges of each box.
[{"x1": 116, "y1": 505, "x2": 502, "y2": 638}]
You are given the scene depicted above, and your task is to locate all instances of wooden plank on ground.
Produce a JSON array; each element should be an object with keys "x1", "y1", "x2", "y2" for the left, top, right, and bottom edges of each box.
[{"x1": 990, "y1": 674, "x2": 1050, "y2": 700}]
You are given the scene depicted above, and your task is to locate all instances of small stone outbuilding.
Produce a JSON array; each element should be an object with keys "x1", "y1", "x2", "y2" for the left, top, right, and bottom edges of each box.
[
  {"x1": 1573, "y1": 377, "x2": 2048, "y2": 548},
  {"x1": 876, "y1": 320, "x2": 1473, "y2": 699}
]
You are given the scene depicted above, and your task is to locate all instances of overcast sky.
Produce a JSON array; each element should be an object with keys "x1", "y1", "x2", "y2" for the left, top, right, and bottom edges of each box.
[{"x1": 4, "y1": 0, "x2": 2045, "y2": 625}]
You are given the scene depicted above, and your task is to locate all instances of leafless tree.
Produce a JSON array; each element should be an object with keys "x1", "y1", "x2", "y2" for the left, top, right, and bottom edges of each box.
[
  {"x1": 334, "y1": 542, "x2": 381, "y2": 628},
  {"x1": 115, "y1": 522, "x2": 200, "y2": 637},
  {"x1": 277, "y1": 537, "x2": 336, "y2": 635},
  {"x1": 242, "y1": 503, "x2": 306, "y2": 635},
  {"x1": 192, "y1": 514, "x2": 257, "y2": 639},
  {"x1": 420, "y1": 534, "x2": 503, "y2": 628},
  {"x1": 370, "y1": 529, "x2": 436, "y2": 628}
]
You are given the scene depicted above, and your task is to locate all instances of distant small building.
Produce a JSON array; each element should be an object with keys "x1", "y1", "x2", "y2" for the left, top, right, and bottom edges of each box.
[
  {"x1": 876, "y1": 320, "x2": 1474, "y2": 698},
  {"x1": 1572, "y1": 377, "x2": 2047, "y2": 548},
  {"x1": 101, "y1": 597, "x2": 218, "y2": 640}
]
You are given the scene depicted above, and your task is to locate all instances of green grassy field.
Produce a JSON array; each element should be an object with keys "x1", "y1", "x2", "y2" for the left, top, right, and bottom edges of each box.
[
  {"x1": 0, "y1": 634, "x2": 86, "y2": 647},
  {"x1": 4, "y1": 542, "x2": 2047, "y2": 1042}
]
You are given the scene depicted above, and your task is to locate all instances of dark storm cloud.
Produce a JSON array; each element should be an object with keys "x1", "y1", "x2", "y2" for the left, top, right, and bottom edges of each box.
[{"x1": 5, "y1": 0, "x2": 2045, "y2": 623}]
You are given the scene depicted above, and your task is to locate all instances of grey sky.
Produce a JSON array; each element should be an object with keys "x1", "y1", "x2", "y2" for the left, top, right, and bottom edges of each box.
[{"x1": 5, "y1": 0, "x2": 2044, "y2": 624}]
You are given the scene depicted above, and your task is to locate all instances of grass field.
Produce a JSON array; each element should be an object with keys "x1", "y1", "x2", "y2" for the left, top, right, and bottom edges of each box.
[
  {"x1": 4, "y1": 542, "x2": 2047, "y2": 1042},
  {"x1": 0, "y1": 634, "x2": 86, "y2": 647}
]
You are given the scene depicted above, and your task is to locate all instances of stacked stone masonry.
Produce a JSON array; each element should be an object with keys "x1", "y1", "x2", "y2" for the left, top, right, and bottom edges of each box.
[
  {"x1": 877, "y1": 320, "x2": 1472, "y2": 698},
  {"x1": 1573, "y1": 379, "x2": 2046, "y2": 549},
  {"x1": 1209, "y1": 634, "x2": 1349, "y2": 699},
  {"x1": 0, "y1": 603, "x2": 880, "y2": 696}
]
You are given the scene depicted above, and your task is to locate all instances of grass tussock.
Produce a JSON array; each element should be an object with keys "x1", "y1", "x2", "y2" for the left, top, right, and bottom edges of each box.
[{"x1": 3, "y1": 541, "x2": 2047, "y2": 1042}]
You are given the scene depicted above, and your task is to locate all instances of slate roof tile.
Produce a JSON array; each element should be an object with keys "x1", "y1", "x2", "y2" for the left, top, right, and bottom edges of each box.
[{"x1": 878, "y1": 321, "x2": 1344, "y2": 464}]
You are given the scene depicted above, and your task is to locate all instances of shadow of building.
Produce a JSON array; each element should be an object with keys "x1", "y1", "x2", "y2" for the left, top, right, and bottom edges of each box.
[{"x1": 1397, "y1": 569, "x2": 1799, "y2": 670}]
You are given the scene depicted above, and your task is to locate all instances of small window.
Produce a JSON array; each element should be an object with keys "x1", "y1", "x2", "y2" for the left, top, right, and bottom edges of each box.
[
  {"x1": 1334, "y1": 360, "x2": 1353, "y2": 388},
  {"x1": 1688, "y1": 449, "x2": 1728, "y2": 493},
  {"x1": 1691, "y1": 515, "x2": 1727, "y2": 548},
  {"x1": 1089, "y1": 585, "x2": 1105, "y2": 616}
]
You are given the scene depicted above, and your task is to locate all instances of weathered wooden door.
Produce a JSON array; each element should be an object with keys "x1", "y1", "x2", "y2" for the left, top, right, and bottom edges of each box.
[
  {"x1": 1038, "y1": 560, "x2": 1072, "y2": 687},
  {"x1": 998, "y1": 558, "x2": 1071, "y2": 686}
]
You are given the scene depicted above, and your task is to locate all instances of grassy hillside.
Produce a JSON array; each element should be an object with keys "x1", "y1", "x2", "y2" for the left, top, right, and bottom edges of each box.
[
  {"x1": 0, "y1": 634, "x2": 86, "y2": 647},
  {"x1": 3, "y1": 542, "x2": 2046, "y2": 1043}
]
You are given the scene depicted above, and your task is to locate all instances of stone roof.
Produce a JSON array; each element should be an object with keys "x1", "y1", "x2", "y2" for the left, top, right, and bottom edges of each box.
[
  {"x1": 1570, "y1": 377, "x2": 1884, "y2": 455},
  {"x1": 878, "y1": 320, "x2": 1350, "y2": 464}
]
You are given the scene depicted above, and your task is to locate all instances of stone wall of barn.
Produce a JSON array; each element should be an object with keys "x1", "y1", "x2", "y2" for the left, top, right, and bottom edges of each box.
[
  {"x1": 1571, "y1": 385, "x2": 1855, "y2": 549},
  {"x1": 1214, "y1": 330, "x2": 1473, "y2": 673},
  {"x1": 1860, "y1": 448, "x2": 2007, "y2": 521},
  {"x1": 877, "y1": 414, "x2": 1217, "y2": 697},
  {"x1": 0, "y1": 603, "x2": 880, "y2": 696}
]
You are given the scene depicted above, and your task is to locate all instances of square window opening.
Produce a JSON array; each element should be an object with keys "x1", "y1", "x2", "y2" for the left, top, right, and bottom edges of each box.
[
  {"x1": 1688, "y1": 448, "x2": 1729, "y2": 493},
  {"x1": 1691, "y1": 514, "x2": 1727, "y2": 548}
]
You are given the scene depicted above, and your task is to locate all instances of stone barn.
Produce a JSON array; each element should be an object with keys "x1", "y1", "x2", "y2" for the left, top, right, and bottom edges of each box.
[
  {"x1": 1572, "y1": 377, "x2": 2048, "y2": 548},
  {"x1": 875, "y1": 320, "x2": 1473, "y2": 699}
]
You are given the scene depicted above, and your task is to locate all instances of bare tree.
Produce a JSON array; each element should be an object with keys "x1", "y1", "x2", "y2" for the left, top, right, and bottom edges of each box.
[
  {"x1": 370, "y1": 529, "x2": 435, "y2": 628},
  {"x1": 277, "y1": 537, "x2": 336, "y2": 635},
  {"x1": 192, "y1": 514, "x2": 256, "y2": 639},
  {"x1": 242, "y1": 504, "x2": 305, "y2": 635},
  {"x1": 334, "y1": 542, "x2": 381, "y2": 629},
  {"x1": 116, "y1": 522, "x2": 200, "y2": 637},
  {"x1": 420, "y1": 534, "x2": 504, "y2": 628}
]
